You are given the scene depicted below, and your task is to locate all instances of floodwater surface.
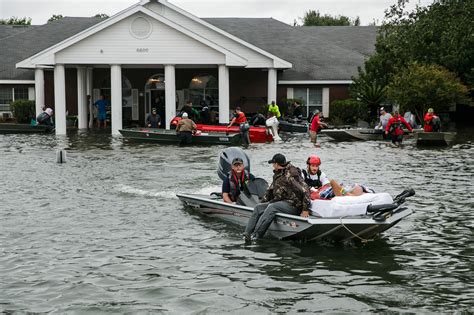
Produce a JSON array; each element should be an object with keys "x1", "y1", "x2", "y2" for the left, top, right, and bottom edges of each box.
[{"x1": 0, "y1": 128, "x2": 473, "y2": 313}]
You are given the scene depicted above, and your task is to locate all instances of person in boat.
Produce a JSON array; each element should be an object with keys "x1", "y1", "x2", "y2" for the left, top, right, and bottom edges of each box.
[
  {"x1": 200, "y1": 106, "x2": 211, "y2": 124},
  {"x1": 291, "y1": 101, "x2": 303, "y2": 119},
  {"x1": 375, "y1": 107, "x2": 392, "y2": 130},
  {"x1": 180, "y1": 100, "x2": 200, "y2": 121},
  {"x1": 222, "y1": 157, "x2": 256, "y2": 204},
  {"x1": 36, "y1": 107, "x2": 54, "y2": 130},
  {"x1": 423, "y1": 108, "x2": 441, "y2": 132},
  {"x1": 311, "y1": 179, "x2": 375, "y2": 201},
  {"x1": 385, "y1": 111, "x2": 413, "y2": 146},
  {"x1": 301, "y1": 155, "x2": 330, "y2": 199},
  {"x1": 309, "y1": 110, "x2": 328, "y2": 146},
  {"x1": 176, "y1": 112, "x2": 197, "y2": 145},
  {"x1": 228, "y1": 107, "x2": 250, "y2": 146},
  {"x1": 146, "y1": 108, "x2": 161, "y2": 128},
  {"x1": 244, "y1": 153, "x2": 311, "y2": 242},
  {"x1": 267, "y1": 101, "x2": 281, "y2": 119},
  {"x1": 404, "y1": 111, "x2": 418, "y2": 129}
]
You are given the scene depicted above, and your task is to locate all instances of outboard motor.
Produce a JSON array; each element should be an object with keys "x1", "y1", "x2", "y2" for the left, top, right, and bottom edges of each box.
[
  {"x1": 218, "y1": 147, "x2": 251, "y2": 181},
  {"x1": 266, "y1": 116, "x2": 282, "y2": 141}
]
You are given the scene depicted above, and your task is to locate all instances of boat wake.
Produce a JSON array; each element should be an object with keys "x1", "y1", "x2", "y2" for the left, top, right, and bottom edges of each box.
[{"x1": 116, "y1": 184, "x2": 220, "y2": 199}]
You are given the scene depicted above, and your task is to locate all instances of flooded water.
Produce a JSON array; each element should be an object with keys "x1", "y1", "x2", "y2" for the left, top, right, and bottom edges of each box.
[{"x1": 1, "y1": 128, "x2": 473, "y2": 313}]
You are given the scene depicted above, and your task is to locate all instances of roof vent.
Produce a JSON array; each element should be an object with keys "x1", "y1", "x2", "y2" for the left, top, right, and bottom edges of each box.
[{"x1": 130, "y1": 16, "x2": 152, "y2": 39}]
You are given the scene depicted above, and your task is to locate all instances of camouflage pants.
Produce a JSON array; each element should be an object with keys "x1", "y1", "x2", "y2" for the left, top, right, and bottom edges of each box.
[{"x1": 245, "y1": 201, "x2": 299, "y2": 238}]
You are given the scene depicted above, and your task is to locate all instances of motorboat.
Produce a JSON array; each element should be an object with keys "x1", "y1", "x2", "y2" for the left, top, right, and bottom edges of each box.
[
  {"x1": 321, "y1": 128, "x2": 385, "y2": 141},
  {"x1": 278, "y1": 119, "x2": 308, "y2": 133},
  {"x1": 321, "y1": 128, "x2": 419, "y2": 142},
  {"x1": 415, "y1": 131, "x2": 456, "y2": 146},
  {"x1": 0, "y1": 123, "x2": 52, "y2": 134},
  {"x1": 195, "y1": 124, "x2": 272, "y2": 143},
  {"x1": 177, "y1": 147, "x2": 415, "y2": 243},
  {"x1": 119, "y1": 128, "x2": 242, "y2": 145}
]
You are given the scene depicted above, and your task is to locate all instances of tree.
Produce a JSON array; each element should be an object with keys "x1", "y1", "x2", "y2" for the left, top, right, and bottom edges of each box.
[
  {"x1": 359, "y1": 0, "x2": 474, "y2": 90},
  {"x1": 350, "y1": 71, "x2": 387, "y2": 110},
  {"x1": 386, "y1": 63, "x2": 468, "y2": 122},
  {"x1": 94, "y1": 13, "x2": 109, "y2": 19},
  {"x1": 300, "y1": 10, "x2": 360, "y2": 26},
  {"x1": 0, "y1": 17, "x2": 31, "y2": 25},
  {"x1": 48, "y1": 14, "x2": 64, "y2": 22}
]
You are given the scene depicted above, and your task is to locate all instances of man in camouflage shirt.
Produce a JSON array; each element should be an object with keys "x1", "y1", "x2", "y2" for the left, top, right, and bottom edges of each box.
[{"x1": 244, "y1": 153, "x2": 311, "y2": 241}]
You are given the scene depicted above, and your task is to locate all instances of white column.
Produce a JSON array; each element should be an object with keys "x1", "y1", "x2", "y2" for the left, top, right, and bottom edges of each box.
[
  {"x1": 111, "y1": 65, "x2": 122, "y2": 135},
  {"x1": 267, "y1": 68, "x2": 277, "y2": 105},
  {"x1": 77, "y1": 67, "x2": 87, "y2": 129},
  {"x1": 54, "y1": 64, "x2": 66, "y2": 135},
  {"x1": 218, "y1": 64, "x2": 230, "y2": 124},
  {"x1": 164, "y1": 64, "x2": 176, "y2": 130},
  {"x1": 34, "y1": 68, "x2": 45, "y2": 117},
  {"x1": 86, "y1": 68, "x2": 93, "y2": 128},
  {"x1": 322, "y1": 87, "x2": 330, "y2": 118}
]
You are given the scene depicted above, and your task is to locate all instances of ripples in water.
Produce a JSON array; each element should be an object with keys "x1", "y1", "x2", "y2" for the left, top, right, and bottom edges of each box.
[{"x1": 0, "y1": 128, "x2": 473, "y2": 313}]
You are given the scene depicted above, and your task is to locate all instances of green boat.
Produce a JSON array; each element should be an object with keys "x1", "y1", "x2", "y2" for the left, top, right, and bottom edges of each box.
[
  {"x1": 119, "y1": 128, "x2": 243, "y2": 145},
  {"x1": 0, "y1": 123, "x2": 52, "y2": 134},
  {"x1": 415, "y1": 131, "x2": 456, "y2": 146}
]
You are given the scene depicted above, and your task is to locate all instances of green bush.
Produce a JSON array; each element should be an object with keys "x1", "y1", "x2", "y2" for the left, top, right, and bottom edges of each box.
[
  {"x1": 330, "y1": 99, "x2": 369, "y2": 125},
  {"x1": 10, "y1": 100, "x2": 35, "y2": 123}
]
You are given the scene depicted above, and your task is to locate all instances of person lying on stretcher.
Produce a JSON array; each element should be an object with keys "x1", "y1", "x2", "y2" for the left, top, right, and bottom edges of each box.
[{"x1": 311, "y1": 179, "x2": 375, "y2": 200}]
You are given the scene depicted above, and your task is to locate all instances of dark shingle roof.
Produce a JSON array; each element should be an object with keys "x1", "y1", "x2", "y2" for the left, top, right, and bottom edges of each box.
[
  {"x1": 0, "y1": 17, "x2": 103, "y2": 80},
  {"x1": 203, "y1": 18, "x2": 378, "y2": 81},
  {"x1": 0, "y1": 25, "x2": 38, "y2": 40},
  {"x1": 0, "y1": 16, "x2": 377, "y2": 81}
]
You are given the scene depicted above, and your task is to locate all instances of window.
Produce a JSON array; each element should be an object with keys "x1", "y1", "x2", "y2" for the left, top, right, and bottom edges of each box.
[
  {"x1": 14, "y1": 87, "x2": 29, "y2": 101},
  {"x1": 293, "y1": 87, "x2": 323, "y2": 117},
  {"x1": 0, "y1": 88, "x2": 13, "y2": 111},
  {"x1": 187, "y1": 74, "x2": 218, "y2": 109}
]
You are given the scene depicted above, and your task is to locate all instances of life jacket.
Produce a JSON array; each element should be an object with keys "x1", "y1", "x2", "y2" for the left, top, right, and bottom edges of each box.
[
  {"x1": 388, "y1": 117, "x2": 403, "y2": 135},
  {"x1": 302, "y1": 169, "x2": 322, "y2": 188},
  {"x1": 235, "y1": 112, "x2": 247, "y2": 124},
  {"x1": 268, "y1": 104, "x2": 281, "y2": 118},
  {"x1": 228, "y1": 170, "x2": 250, "y2": 202}
]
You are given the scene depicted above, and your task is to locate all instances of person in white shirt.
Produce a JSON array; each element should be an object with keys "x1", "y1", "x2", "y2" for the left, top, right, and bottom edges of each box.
[{"x1": 376, "y1": 107, "x2": 392, "y2": 130}]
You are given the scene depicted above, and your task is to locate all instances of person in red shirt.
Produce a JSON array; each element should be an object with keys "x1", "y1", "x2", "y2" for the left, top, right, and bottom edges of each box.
[
  {"x1": 423, "y1": 108, "x2": 440, "y2": 132},
  {"x1": 228, "y1": 107, "x2": 250, "y2": 146},
  {"x1": 385, "y1": 111, "x2": 413, "y2": 146},
  {"x1": 309, "y1": 110, "x2": 328, "y2": 146}
]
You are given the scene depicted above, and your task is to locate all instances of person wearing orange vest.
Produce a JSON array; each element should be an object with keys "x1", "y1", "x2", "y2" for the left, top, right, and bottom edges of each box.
[{"x1": 228, "y1": 107, "x2": 250, "y2": 146}]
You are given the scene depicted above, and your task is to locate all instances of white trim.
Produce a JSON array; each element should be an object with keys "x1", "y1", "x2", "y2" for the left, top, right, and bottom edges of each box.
[
  {"x1": 17, "y1": 4, "x2": 250, "y2": 68},
  {"x1": 0, "y1": 80, "x2": 35, "y2": 84},
  {"x1": 158, "y1": 0, "x2": 292, "y2": 68},
  {"x1": 279, "y1": 80, "x2": 353, "y2": 85}
]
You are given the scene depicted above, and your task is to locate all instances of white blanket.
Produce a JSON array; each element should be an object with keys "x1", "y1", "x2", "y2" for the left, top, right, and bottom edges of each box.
[{"x1": 310, "y1": 193, "x2": 394, "y2": 218}]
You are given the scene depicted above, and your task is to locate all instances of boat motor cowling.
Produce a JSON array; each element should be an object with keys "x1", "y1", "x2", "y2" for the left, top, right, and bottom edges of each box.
[{"x1": 218, "y1": 147, "x2": 251, "y2": 181}]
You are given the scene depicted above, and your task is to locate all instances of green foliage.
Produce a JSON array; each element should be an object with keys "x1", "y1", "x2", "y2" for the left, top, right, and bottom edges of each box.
[
  {"x1": 300, "y1": 10, "x2": 360, "y2": 26},
  {"x1": 94, "y1": 13, "x2": 109, "y2": 19},
  {"x1": 350, "y1": 72, "x2": 387, "y2": 107},
  {"x1": 280, "y1": 98, "x2": 306, "y2": 117},
  {"x1": 359, "y1": 0, "x2": 474, "y2": 90},
  {"x1": 10, "y1": 100, "x2": 35, "y2": 123},
  {"x1": 386, "y1": 63, "x2": 469, "y2": 122},
  {"x1": 48, "y1": 14, "x2": 64, "y2": 22},
  {"x1": 329, "y1": 99, "x2": 369, "y2": 125},
  {"x1": 0, "y1": 17, "x2": 31, "y2": 25}
]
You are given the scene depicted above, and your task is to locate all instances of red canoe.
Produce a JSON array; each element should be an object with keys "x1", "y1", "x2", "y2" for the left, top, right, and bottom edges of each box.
[{"x1": 196, "y1": 124, "x2": 272, "y2": 143}]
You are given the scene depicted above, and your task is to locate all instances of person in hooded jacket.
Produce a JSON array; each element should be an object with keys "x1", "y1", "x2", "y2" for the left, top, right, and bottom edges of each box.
[
  {"x1": 385, "y1": 111, "x2": 413, "y2": 145},
  {"x1": 222, "y1": 157, "x2": 256, "y2": 204},
  {"x1": 244, "y1": 153, "x2": 311, "y2": 241}
]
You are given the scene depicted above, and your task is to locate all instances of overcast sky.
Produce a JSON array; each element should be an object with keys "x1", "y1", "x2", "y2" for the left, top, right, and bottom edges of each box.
[{"x1": 1, "y1": 0, "x2": 433, "y2": 26}]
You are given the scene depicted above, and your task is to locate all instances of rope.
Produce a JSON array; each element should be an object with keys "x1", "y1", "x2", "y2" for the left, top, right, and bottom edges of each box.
[{"x1": 339, "y1": 216, "x2": 375, "y2": 244}]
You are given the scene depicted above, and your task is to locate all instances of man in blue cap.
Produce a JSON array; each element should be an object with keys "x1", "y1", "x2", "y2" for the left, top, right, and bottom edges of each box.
[{"x1": 244, "y1": 153, "x2": 311, "y2": 242}]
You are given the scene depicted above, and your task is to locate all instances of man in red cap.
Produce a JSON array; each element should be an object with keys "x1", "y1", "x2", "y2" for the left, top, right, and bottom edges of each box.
[{"x1": 244, "y1": 153, "x2": 311, "y2": 242}]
